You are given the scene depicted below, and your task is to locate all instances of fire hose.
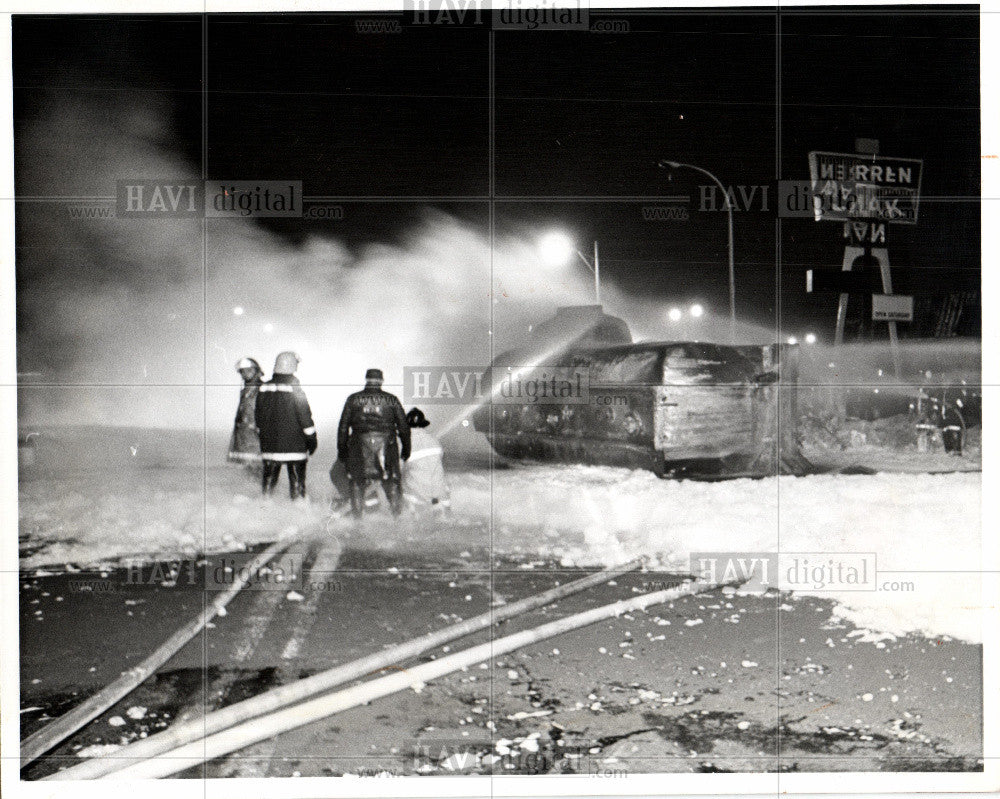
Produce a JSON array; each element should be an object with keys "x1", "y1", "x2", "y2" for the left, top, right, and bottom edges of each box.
[
  {"x1": 21, "y1": 538, "x2": 294, "y2": 768},
  {"x1": 49, "y1": 556, "x2": 648, "y2": 779},
  {"x1": 66, "y1": 575, "x2": 727, "y2": 780}
]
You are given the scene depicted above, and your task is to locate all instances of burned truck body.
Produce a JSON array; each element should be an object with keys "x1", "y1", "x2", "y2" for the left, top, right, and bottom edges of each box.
[{"x1": 472, "y1": 306, "x2": 804, "y2": 477}]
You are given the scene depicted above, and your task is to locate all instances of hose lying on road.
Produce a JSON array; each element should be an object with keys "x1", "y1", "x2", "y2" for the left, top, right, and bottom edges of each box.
[
  {"x1": 95, "y1": 576, "x2": 724, "y2": 779},
  {"x1": 49, "y1": 556, "x2": 647, "y2": 780},
  {"x1": 21, "y1": 538, "x2": 293, "y2": 769}
]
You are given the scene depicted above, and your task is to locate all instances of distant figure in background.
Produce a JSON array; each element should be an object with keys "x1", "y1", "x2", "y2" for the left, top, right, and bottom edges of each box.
[
  {"x1": 337, "y1": 368, "x2": 410, "y2": 517},
  {"x1": 402, "y1": 407, "x2": 450, "y2": 513},
  {"x1": 937, "y1": 396, "x2": 965, "y2": 456},
  {"x1": 255, "y1": 351, "x2": 317, "y2": 499},
  {"x1": 228, "y1": 357, "x2": 264, "y2": 473}
]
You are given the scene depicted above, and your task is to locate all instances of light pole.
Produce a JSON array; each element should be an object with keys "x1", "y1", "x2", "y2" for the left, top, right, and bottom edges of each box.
[
  {"x1": 538, "y1": 232, "x2": 602, "y2": 305},
  {"x1": 658, "y1": 159, "x2": 736, "y2": 342}
]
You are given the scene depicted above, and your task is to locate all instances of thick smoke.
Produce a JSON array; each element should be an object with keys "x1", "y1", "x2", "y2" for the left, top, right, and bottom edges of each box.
[{"x1": 15, "y1": 98, "x2": 664, "y2": 432}]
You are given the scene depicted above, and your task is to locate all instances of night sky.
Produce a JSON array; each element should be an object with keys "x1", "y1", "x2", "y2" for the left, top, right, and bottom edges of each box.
[{"x1": 13, "y1": 6, "x2": 981, "y2": 393}]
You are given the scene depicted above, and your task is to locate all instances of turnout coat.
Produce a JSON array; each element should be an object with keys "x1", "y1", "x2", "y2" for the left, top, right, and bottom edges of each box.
[
  {"x1": 254, "y1": 374, "x2": 317, "y2": 461},
  {"x1": 337, "y1": 387, "x2": 410, "y2": 481},
  {"x1": 228, "y1": 381, "x2": 262, "y2": 462},
  {"x1": 402, "y1": 428, "x2": 449, "y2": 506}
]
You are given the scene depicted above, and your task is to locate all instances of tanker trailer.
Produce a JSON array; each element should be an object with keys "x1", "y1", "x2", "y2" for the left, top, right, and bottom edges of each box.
[{"x1": 472, "y1": 307, "x2": 807, "y2": 477}]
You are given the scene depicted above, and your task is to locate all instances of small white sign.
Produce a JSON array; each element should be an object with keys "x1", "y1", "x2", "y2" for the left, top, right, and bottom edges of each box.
[{"x1": 872, "y1": 293, "x2": 914, "y2": 322}]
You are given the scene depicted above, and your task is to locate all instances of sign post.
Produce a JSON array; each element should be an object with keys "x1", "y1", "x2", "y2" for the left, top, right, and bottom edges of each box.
[
  {"x1": 808, "y1": 140, "x2": 923, "y2": 381},
  {"x1": 833, "y1": 244, "x2": 864, "y2": 350}
]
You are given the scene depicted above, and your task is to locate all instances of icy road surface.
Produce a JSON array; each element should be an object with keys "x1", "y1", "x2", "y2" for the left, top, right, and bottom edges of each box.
[{"x1": 19, "y1": 427, "x2": 982, "y2": 643}]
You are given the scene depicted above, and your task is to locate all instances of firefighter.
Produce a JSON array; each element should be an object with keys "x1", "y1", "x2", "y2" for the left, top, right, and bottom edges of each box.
[
  {"x1": 337, "y1": 368, "x2": 410, "y2": 517},
  {"x1": 402, "y1": 408, "x2": 450, "y2": 513},
  {"x1": 228, "y1": 357, "x2": 264, "y2": 471},
  {"x1": 938, "y1": 395, "x2": 965, "y2": 456},
  {"x1": 255, "y1": 351, "x2": 317, "y2": 499}
]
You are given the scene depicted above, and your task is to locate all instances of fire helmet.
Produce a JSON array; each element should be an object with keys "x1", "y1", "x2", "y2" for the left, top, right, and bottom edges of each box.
[
  {"x1": 235, "y1": 357, "x2": 261, "y2": 372},
  {"x1": 365, "y1": 368, "x2": 384, "y2": 383},
  {"x1": 406, "y1": 408, "x2": 430, "y2": 428},
  {"x1": 273, "y1": 351, "x2": 301, "y2": 375}
]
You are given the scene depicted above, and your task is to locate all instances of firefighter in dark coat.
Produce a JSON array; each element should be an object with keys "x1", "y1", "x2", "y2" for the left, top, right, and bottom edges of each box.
[
  {"x1": 937, "y1": 396, "x2": 965, "y2": 456},
  {"x1": 228, "y1": 357, "x2": 263, "y2": 470},
  {"x1": 337, "y1": 368, "x2": 410, "y2": 517},
  {"x1": 255, "y1": 351, "x2": 317, "y2": 499}
]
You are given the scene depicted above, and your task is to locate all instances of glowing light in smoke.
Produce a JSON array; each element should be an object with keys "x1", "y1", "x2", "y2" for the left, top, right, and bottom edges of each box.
[
  {"x1": 233, "y1": 306, "x2": 244, "y2": 316},
  {"x1": 804, "y1": 333, "x2": 816, "y2": 344},
  {"x1": 538, "y1": 231, "x2": 575, "y2": 267},
  {"x1": 690, "y1": 303, "x2": 704, "y2": 318},
  {"x1": 263, "y1": 323, "x2": 274, "y2": 334},
  {"x1": 668, "y1": 307, "x2": 682, "y2": 322},
  {"x1": 787, "y1": 336, "x2": 798, "y2": 345}
]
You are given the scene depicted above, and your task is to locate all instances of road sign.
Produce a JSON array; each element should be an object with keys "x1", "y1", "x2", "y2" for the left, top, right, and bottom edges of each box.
[
  {"x1": 808, "y1": 269, "x2": 879, "y2": 294},
  {"x1": 806, "y1": 268, "x2": 977, "y2": 294},
  {"x1": 808, "y1": 151, "x2": 923, "y2": 225},
  {"x1": 842, "y1": 220, "x2": 887, "y2": 245},
  {"x1": 872, "y1": 294, "x2": 914, "y2": 322}
]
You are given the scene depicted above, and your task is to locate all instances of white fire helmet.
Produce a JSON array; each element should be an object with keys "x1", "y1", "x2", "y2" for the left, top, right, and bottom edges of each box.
[
  {"x1": 235, "y1": 357, "x2": 261, "y2": 372},
  {"x1": 273, "y1": 351, "x2": 301, "y2": 375}
]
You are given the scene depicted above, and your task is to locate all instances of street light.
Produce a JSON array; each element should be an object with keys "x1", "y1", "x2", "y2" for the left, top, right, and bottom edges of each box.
[
  {"x1": 658, "y1": 159, "x2": 736, "y2": 342},
  {"x1": 804, "y1": 332, "x2": 817, "y2": 345},
  {"x1": 667, "y1": 307, "x2": 683, "y2": 322},
  {"x1": 538, "y1": 231, "x2": 602, "y2": 304},
  {"x1": 538, "y1": 231, "x2": 574, "y2": 267},
  {"x1": 690, "y1": 303, "x2": 704, "y2": 318}
]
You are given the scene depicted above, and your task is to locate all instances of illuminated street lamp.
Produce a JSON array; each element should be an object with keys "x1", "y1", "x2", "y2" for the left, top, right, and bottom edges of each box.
[
  {"x1": 804, "y1": 332, "x2": 817, "y2": 344},
  {"x1": 538, "y1": 231, "x2": 602, "y2": 304},
  {"x1": 658, "y1": 159, "x2": 736, "y2": 342},
  {"x1": 667, "y1": 307, "x2": 683, "y2": 322},
  {"x1": 538, "y1": 231, "x2": 574, "y2": 267},
  {"x1": 787, "y1": 336, "x2": 798, "y2": 345},
  {"x1": 690, "y1": 303, "x2": 704, "y2": 318}
]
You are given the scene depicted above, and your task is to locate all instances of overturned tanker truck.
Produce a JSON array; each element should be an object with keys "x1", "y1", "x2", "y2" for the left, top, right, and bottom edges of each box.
[{"x1": 472, "y1": 305, "x2": 811, "y2": 478}]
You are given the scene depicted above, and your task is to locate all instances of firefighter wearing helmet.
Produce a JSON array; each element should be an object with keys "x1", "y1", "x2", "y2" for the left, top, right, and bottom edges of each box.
[
  {"x1": 937, "y1": 394, "x2": 966, "y2": 456},
  {"x1": 402, "y1": 407, "x2": 451, "y2": 513},
  {"x1": 336, "y1": 368, "x2": 410, "y2": 517},
  {"x1": 228, "y1": 357, "x2": 264, "y2": 470},
  {"x1": 255, "y1": 351, "x2": 317, "y2": 499}
]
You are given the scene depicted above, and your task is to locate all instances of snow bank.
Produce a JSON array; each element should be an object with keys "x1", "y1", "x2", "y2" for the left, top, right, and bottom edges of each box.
[{"x1": 452, "y1": 465, "x2": 983, "y2": 643}]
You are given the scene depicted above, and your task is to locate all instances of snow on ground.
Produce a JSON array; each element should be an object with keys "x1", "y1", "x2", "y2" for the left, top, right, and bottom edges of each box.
[
  {"x1": 18, "y1": 427, "x2": 983, "y2": 643},
  {"x1": 803, "y1": 443, "x2": 981, "y2": 474},
  {"x1": 454, "y1": 464, "x2": 982, "y2": 643},
  {"x1": 18, "y1": 428, "x2": 330, "y2": 568}
]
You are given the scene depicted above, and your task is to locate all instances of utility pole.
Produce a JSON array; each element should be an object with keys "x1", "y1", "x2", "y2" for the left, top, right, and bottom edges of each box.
[{"x1": 593, "y1": 240, "x2": 601, "y2": 305}]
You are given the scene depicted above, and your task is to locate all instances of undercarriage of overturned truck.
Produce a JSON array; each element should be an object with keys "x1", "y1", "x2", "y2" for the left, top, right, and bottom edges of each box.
[{"x1": 472, "y1": 305, "x2": 812, "y2": 479}]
